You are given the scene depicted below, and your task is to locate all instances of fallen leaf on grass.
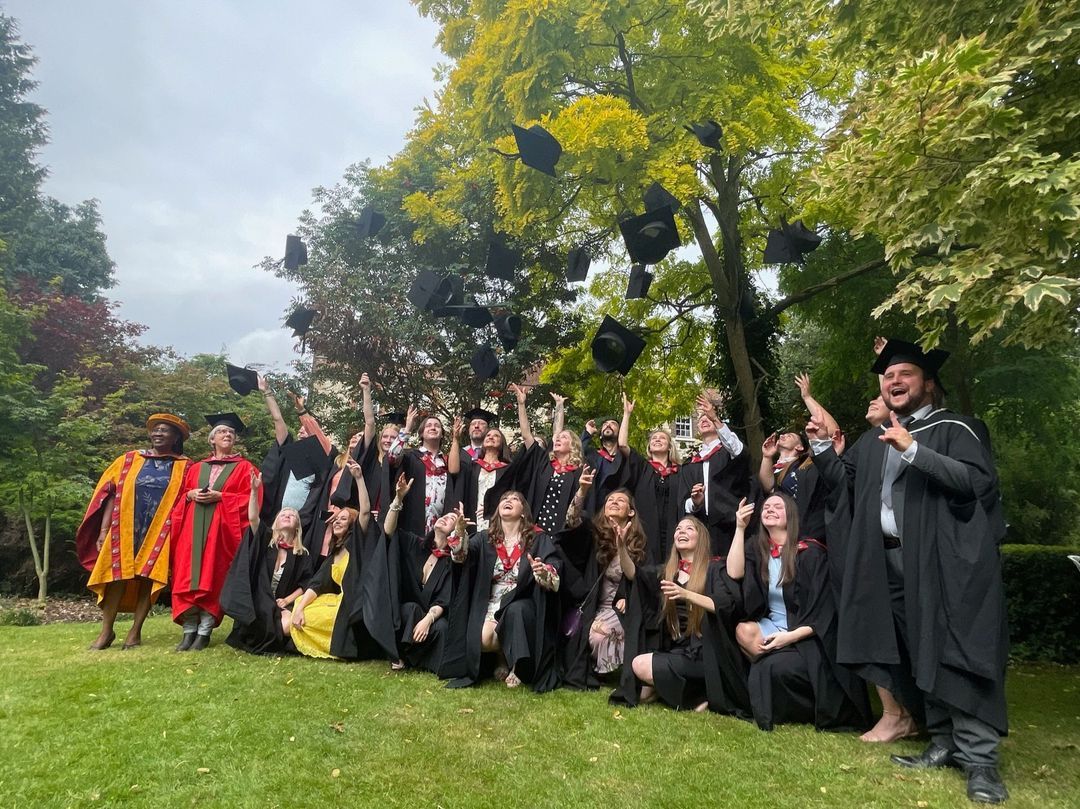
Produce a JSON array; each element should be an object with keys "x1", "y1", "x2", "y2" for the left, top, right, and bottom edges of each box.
[
  {"x1": 589, "y1": 757, "x2": 598, "y2": 763},
  {"x1": 330, "y1": 722, "x2": 345, "y2": 733},
  {"x1": 289, "y1": 736, "x2": 295, "y2": 742},
  {"x1": 819, "y1": 787, "x2": 827, "y2": 794},
  {"x1": 839, "y1": 764, "x2": 853, "y2": 772},
  {"x1": 196, "y1": 768, "x2": 210, "y2": 774},
  {"x1": 286, "y1": 677, "x2": 295, "y2": 685},
  {"x1": 1033, "y1": 765, "x2": 1054, "y2": 778},
  {"x1": 330, "y1": 769, "x2": 341, "y2": 778},
  {"x1": 130, "y1": 785, "x2": 140, "y2": 792},
  {"x1": 916, "y1": 801, "x2": 929, "y2": 808},
  {"x1": 612, "y1": 710, "x2": 624, "y2": 720},
  {"x1": 185, "y1": 669, "x2": 194, "y2": 675},
  {"x1": 457, "y1": 708, "x2": 475, "y2": 714}
]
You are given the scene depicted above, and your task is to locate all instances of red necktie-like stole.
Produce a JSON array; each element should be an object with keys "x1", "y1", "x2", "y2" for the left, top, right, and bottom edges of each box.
[
  {"x1": 648, "y1": 459, "x2": 679, "y2": 478},
  {"x1": 496, "y1": 541, "x2": 523, "y2": 571},
  {"x1": 422, "y1": 452, "x2": 447, "y2": 477}
]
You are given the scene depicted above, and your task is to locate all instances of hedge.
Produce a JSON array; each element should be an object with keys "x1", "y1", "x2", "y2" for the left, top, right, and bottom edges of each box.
[{"x1": 1002, "y1": 544, "x2": 1080, "y2": 664}]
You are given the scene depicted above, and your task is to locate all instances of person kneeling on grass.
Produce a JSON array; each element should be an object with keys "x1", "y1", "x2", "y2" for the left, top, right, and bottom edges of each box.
[
  {"x1": 727, "y1": 493, "x2": 872, "y2": 732},
  {"x1": 446, "y1": 491, "x2": 562, "y2": 692},
  {"x1": 612, "y1": 516, "x2": 750, "y2": 716}
]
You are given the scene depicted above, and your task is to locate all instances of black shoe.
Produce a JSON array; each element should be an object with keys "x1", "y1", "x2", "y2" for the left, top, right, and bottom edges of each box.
[
  {"x1": 189, "y1": 633, "x2": 211, "y2": 651},
  {"x1": 175, "y1": 631, "x2": 197, "y2": 652},
  {"x1": 891, "y1": 742, "x2": 958, "y2": 770},
  {"x1": 966, "y1": 766, "x2": 1008, "y2": 804}
]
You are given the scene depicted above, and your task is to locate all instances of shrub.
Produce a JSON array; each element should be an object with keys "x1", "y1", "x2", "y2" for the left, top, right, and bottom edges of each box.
[
  {"x1": 1002, "y1": 545, "x2": 1080, "y2": 664},
  {"x1": 0, "y1": 607, "x2": 43, "y2": 626}
]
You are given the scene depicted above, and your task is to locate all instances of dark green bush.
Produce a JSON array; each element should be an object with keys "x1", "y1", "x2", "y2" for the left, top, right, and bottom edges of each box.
[
  {"x1": 1002, "y1": 545, "x2": 1080, "y2": 664},
  {"x1": 0, "y1": 607, "x2": 43, "y2": 626}
]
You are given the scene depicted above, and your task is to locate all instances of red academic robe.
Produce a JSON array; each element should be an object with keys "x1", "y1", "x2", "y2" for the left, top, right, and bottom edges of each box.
[{"x1": 170, "y1": 454, "x2": 260, "y2": 625}]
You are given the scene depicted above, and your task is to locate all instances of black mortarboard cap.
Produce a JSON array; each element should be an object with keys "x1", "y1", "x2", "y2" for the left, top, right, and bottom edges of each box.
[
  {"x1": 511, "y1": 123, "x2": 562, "y2": 177},
  {"x1": 285, "y1": 306, "x2": 318, "y2": 338},
  {"x1": 457, "y1": 302, "x2": 494, "y2": 328},
  {"x1": 463, "y1": 408, "x2": 498, "y2": 426},
  {"x1": 431, "y1": 275, "x2": 466, "y2": 316},
  {"x1": 626, "y1": 264, "x2": 653, "y2": 300},
  {"x1": 591, "y1": 316, "x2": 646, "y2": 375},
  {"x1": 382, "y1": 411, "x2": 407, "y2": 427},
  {"x1": 355, "y1": 206, "x2": 386, "y2": 240},
  {"x1": 686, "y1": 120, "x2": 723, "y2": 150},
  {"x1": 225, "y1": 362, "x2": 259, "y2": 397},
  {"x1": 567, "y1": 247, "x2": 591, "y2": 282},
  {"x1": 485, "y1": 240, "x2": 522, "y2": 282},
  {"x1": 619, "y1": 207, "x2": 681, "y2": 265},
  {"x1": 643, "y1": 182, "x2": 681, "y2": 213},
  {"x1": 763, "y1": 220, "x2": 823, "y2": 265},
  {"x1": 283, "y1": 435, "x2": 328, "y2": 480},
  {"x1": 493, "y1": 312, "x2": 522, "y2": 351},
  {"x1": 471, "y1": 345, "x2": 500, "y2": 380},
  {"x1": 870, "y1": 338, "x2": 950, "y2": 383},
  {"x1": 409, "y1": 270, "x2": 462, "y2": 313},
  {"x1": 205, "y1": 412, "x2": 246, "y2": 434},
  {"x1": 284, "y1": 234, "x2": 308, "y2": 271}
]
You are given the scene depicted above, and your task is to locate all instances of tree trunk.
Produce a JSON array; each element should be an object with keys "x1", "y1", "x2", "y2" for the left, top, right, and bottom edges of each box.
[
  {"x1": 18, "y1": 490, "x2": 47, "y2": 603},
  {"x1": 40, "y1": 510, "x2": 50, "y2": 603},
  {"x1": 724, "y1": 313, "x2": 765, "y2": 457}
]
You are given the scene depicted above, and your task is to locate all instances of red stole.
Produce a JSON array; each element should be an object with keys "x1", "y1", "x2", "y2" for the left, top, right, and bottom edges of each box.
[{"x1": 496, "y1": 540, "x2": 522, "y2": 571}]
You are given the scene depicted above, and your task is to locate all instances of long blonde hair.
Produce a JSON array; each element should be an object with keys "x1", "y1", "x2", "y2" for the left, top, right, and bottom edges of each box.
[
  {"x1": 269, "y1": 508, "x2": 308, "y2": 555},
  {"x1": 661, "y1": 517, "x2": 712, "y2": 639},
  {"x1": 548, "y1": 430, "x2": 583, "y2": 468},
  {"x1": 647, "y1": 428, "x2": 682, "y2": 465}
]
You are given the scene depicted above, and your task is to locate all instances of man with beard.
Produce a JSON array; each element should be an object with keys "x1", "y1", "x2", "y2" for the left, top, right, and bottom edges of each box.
[
  {"x1": 808, "y1": 339, "x2": 1008, "y2": 804},
  {"x1": 459, "y1": 408, "x2": 498, "y2": 464},
  {"x1": 580, "y1": 411, "x2": 629, "y2": 515}
]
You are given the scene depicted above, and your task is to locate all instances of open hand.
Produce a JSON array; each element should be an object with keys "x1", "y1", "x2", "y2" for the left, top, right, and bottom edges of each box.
[
  {"x1": 660, "y1": 579, "x2": 686, "y2": 602},
  {"x1": 761, "y1": 432, "x2": 779, "y2": 459},
  {"x1": 735, "y1": 497, "x2": 754, "y2": 531}
]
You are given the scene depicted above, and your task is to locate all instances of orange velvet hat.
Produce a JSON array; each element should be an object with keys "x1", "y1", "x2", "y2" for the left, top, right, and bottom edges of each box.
[{"x1": 146, "y1": 413, "x2": 191, "y2": 440}]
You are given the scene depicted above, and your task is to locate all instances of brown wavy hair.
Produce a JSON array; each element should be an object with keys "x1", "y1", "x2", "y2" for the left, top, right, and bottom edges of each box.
[
  {"x1": 592, "y1": 489, "x2": 646, "y2": 569},
  {"x1": 661, "y1": 516, "x2": 712, "y2": 639},
  {"x1": 755, "y1": 492, "x2": 801, "y2": 587},
  {"x1": 486, "y1": 491, "x2": 536, "y2": 555},
  {"x1": 548, "y1": 429, "x2": 583, "y2": 468}
]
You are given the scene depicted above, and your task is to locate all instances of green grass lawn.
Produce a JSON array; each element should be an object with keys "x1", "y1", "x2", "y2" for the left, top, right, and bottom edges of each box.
[{"x1": 1, "y1": 615, "x2": 1077, "y2": 809}]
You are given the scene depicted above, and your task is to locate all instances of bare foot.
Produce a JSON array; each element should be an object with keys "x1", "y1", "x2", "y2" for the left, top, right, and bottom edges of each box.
[
  {"x1": 88, "y1": 630, "x2": 115, "y2": 651},
  {"x1": 493, "y1": 665, "x2": 510, "y2": 682},
  {"x1": 390, "y1": 659, "x2": 405, "y2": 671},
  {"x1": 694, "y1": 701, "x2": 709, "y2": 713},
  {"x1": 860, "y1": 711, "x2": 918, "y2": 743},
  {"x1": 505, "y1": 671, "x2": 522, "y2": 689},
  {"x1": 639, "y1": 686, "x2": 657, "y2": 704}
]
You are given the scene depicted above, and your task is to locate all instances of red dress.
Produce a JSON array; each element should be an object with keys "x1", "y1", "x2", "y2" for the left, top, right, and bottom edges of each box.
[{"x1": 169, "y1": 454, "x2": 260, "y2": 625}]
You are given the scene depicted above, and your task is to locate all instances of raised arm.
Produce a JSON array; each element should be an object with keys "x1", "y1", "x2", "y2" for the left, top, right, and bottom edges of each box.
[
  {"x1": 726, "y1": 498, "x2": 754, "y2": 581},
  {"x1": 247, "y1": 470, "x2": 262, "y2": 530},
  {"x1": 382, "y1": 473, "x2": 413, "y2": 537},
  {"x1": 510, "y1": 384, "x2": 535, "y2": 448},
  {"x1": 550, "y1": 392, "x2": 567, "y2": 438},
  {"x1": 386, "y1": 404, "x2": 419, "y2": 464},
  {"x1": 565, "y1": 465, "x2": 595, "y2": 529},
  {"x1": 618, "y1": 393, "x2": 633, "y2": 457},
  {"x1": 360, "y1": 372, "x2": 375, "y2": 451},
  {"x1": 291, "y1": 391, "x2": 331, "y2": 455},
  {"x1": 345, "y1": 457, "x2": 372, "y2": 532},
  {"x1": 447, "y1": 416, "x2": 463, "y2": 475},
  {"x1": 259, "y1": 374, "x2": 289, "y2": 445},
  {"x1": 758, "y1": 433, "x2": 779, "y2": 493},
  {"x1": 615, "y1": 521, "x2": 636, "y2": 581},
  {"x1": 795, "y1": 373, "x2": 839, "y2": 438}
]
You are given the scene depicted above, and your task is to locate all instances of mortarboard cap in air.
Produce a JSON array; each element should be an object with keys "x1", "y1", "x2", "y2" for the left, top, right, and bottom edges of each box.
[
  {"x1": 591, "y1": 316, "x2": 646, "y2": 375},
  {"x1": 493, "y1": 312, "x2": 522, "y2": 351},
  {"x1": 511, "y1": 124, "x2": 562, "y2": 177},
  {"x1": 763, "y1": 220, "x2": 823, "y2": 265},
  {"x1": 409, "y1": 270, "x2": 462, "y2": 313},
  {"x1": 643, "y1": 182, "x2": 681, "y2": 213},
  {"x1": 456, "y1": 302, "x2": 494, "y2": 328},
  {"x1": 225, "y1": 363, "x2": 259, "y2": 397},
  {"x1": 471, "y1": 345, "x2": 500, "y2": 380},
  {"x1": 567, "y1": 247, "x2": 591, "y2": 282},
  {"x1": 205, "y1": 412, "x2": 246, "y2": 434},
  {"x1": 619, "y1": 207, "x2": 681, "y2": 265},
  {"x1": 381, "y1": 411, "x2": 407, "y2": 427},
  {"x1": 284, "y1": 234, "x2": 308, "y2": 271},
  {"x1": 485, "y1": 240, "x2": 522, "y2": 282},
  {"x1": 625, "y1": 264, "x2": 653, "y2": 300},
  {"x1": 686, "y1": 120, "x2": 723, "y2": 150},
  {"x1": 355, "y1": 206, "x2": 386, "y2": 240},
  {"x1": 285, "y1": 306, "x2": 318, "y2": 339}
]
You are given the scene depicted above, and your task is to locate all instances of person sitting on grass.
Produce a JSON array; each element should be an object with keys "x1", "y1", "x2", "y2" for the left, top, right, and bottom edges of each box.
[{"x1": 727, "y1": 493, "x2": 872, "y2": 732}]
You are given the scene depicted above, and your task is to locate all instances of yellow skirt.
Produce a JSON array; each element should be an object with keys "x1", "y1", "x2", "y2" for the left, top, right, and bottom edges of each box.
[{"x1": 290, "y1": 593, "x2": 342, "y2": 659}]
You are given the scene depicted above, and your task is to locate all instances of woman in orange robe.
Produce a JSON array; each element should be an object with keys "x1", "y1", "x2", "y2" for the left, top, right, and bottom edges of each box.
[{"x1": 76, "y1": 414, "x2": 191, "y2": 650}]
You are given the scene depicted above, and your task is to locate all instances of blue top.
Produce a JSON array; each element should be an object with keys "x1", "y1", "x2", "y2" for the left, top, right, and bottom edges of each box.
[
  {"x1": 133, "y1": 457, "x2": 175, "y2": 553},
  {"x1": 281, "y1": 471, "x2": 315, "y2": 511},
  {"x1": 766, "y1": 556, "x2": 789, "y2": 632}
]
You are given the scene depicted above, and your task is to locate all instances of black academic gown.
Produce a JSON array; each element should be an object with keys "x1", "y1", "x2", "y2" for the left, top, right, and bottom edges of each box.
[
  {"x1": 221, "y1": 523, "x2": 313, "y2": 655},
  {"x1": 553, "y1": 521, "x2": 629, "y2": 690},
  {"x1": 382, "y1": 448, "x2": 453, "y2": 538},
  {"x1": 811, "y1": 410, "x2": 1009, "y2": 734},
  {"x1": 302, "y1": 520, "x2": 399, "y2": 661},
  {"x1": 394, "y1": 529, "x2": 454, "y2": 675},
  {"x1": 610, "y1": 561, "x2": 751, "y2": 717},
  {"x1": 741, "y1": 541, "x2": 872, "y2": 731},
  {"x1": 759, "y1": 457, "x2": 828, "y2": 547},
  {"x1": 625, "y1": 450, "x2": 682, "y2": 564},
  {"x1": 676, "y1": 448, "x2": 751, "y2": 556},
  {"x1": 518, "y1": 442, "x2": 583, "y2": 534},
  {"x1": 448, "y1": 446, "x2": 528, "y2": 528},
  {"x1": 446, "y1": 531, "x2": 562, "y2": 693},
  {"x1": 259, "y1": 435, "x2": 337, "y2": 556},
  {"x1": 581, "y1": 435, "x2": 630, "y2": 516}
]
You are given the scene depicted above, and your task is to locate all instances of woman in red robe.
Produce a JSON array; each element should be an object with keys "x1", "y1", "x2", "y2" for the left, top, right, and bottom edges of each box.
[{"x1": 170, "y1": 413, "x2": 260, "y2": 651}]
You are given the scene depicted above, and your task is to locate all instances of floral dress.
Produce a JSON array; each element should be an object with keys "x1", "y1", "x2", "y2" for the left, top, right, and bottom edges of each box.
[
  {"x1": 484, "y1": 554, "x2": 520, "y2": 623},
  {"x1": 588, "y1": 556, "x2": 626, "y2": 673}
]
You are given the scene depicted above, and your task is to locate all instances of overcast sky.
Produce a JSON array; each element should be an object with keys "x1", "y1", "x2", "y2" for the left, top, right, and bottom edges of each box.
[{"x1": 5, "y1": 0, "x2": 441, "y2": 370}]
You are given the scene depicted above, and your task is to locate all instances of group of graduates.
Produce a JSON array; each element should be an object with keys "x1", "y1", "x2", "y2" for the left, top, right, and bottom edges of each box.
[{"x1": 75, "y1": 338, "x2": 1011, "y2": 805}]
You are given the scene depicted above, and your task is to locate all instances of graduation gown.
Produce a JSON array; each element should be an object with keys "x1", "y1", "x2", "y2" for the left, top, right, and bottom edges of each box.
[
  {"x1": 553, "y1": 521, "x2": 628, "y2": 690},
  {"x1": 676, "y1": 449, "x2": 751, "y2": 556},
  {"x1": 446, "y1": 531, "x2": 562, "y2": 692},
  {"x1": 381, "y1": 448, "x2": 453, "y2": 537},
  {"x1": 448, "y1": 447, "x2": 528, "y2": 529},
  {"x1": 758, "y1": 456, "x2": 828, "y2": 547},
  {"x1": 76, "y1": 450, "x2": 189, "y2": 611},
  {"x1": 811, "y1": 410, "x2": 1009, "y2": 734},
  {"x1": 610, "y1": 562, "x2": 751, "y2": 717},
  {"x1": 259, "y1": 435, "x2": 337, "y2": 558},
  {"x1": 298, "y1": 520, "x2": 399, "y2": 660},
  {"x1": 741, "y1": 541, "x2": 872, "y2": 731},
  {"x1": 170, "y1": 455, "x2": 259, "y2": 625},
  {"x1": 624, "y1": 450, "x2": 682, "y2": 564},
  {"x1": 581, "y1": 437, "x2": 630, "y2": 517},
  {"x1": 394, "y1": 530, "x2": 454, "y2": 675},
  {"x1": 517, "y1": 442, "x2": 583, "y2": 534},
  {"x1": 221, "y1": 523, "x2": 312, "y2": 654}
]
